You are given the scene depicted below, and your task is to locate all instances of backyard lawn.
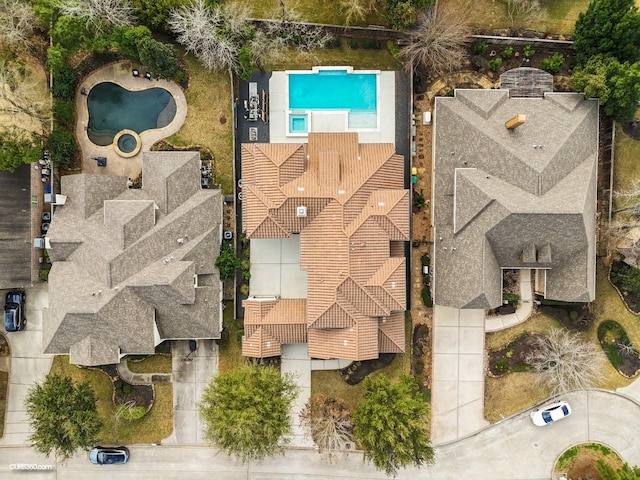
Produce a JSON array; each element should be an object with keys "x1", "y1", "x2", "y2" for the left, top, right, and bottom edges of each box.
[
  {"x1": 613, "y1": 117, "x2": 640, "y2": 201},
  {"x1": 49, "y1": 356, "x2": 173, "y2": 444},
  {"x1": 265, "y1": 42, "x2": 402, "y2": 72},
  {"x1": 310, "y1": 314, "x2": 412, "y2": 411},
  {"x1": 441, "y1": 0, "x2": 590, "y2": 34},
  {"x1": 218, "y1": 301, "x2": 244, "y2": 374},
  {"x1": 169, "y1": 55, "x2": 234, "y2": 194},
  {"x1": 227, "y1": 0, "x2": 386, "y2": 26}
]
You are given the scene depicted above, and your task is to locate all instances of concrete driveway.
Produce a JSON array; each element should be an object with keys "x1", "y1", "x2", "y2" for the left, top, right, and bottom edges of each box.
[
  {"x1": 0, "y1": 284, "x2": 52, "y2": 446},
  {"x1": 1, "y1": 389, "x2": 639, "y2": 479}
]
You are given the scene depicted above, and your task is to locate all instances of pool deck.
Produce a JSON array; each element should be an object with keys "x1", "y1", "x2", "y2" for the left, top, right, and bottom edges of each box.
[
  {"x1": 74, "y1": 61, "x2": 187, "y2": 179},
  {"x1": 268, "y1": 70, "x2": 396, "y2": 144}
]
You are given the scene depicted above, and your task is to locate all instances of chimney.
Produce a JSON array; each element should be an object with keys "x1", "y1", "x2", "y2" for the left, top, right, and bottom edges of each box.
[{"x1": 505, "y1": 114, "x2": 526, "y2": 130}]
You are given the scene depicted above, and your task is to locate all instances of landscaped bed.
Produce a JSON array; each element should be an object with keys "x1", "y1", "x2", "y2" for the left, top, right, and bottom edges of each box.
[
  {"x1": 487, "y1": 332, "x2": 539, "y2": 376},
  {"x1": 609, "y1": 260, "x2": 640, "y2": 314},
  {"x1": 555, "y1": 443, "x2": 623, "y2": 480},
  {"x1": 598, "y1": 320, "x2": 640, "y2": 378}
]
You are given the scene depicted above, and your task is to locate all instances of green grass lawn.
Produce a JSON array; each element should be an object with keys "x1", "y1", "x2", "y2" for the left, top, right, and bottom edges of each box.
[
  {"x1": 440, "y1": 0, "x2": 590, "y2": 34},
  {"x1": 49, "y1": 356, "x2": 173, "y2": 444},
  {"x1": 127, "y1": 355, "x2": 172, "y2": 374},
  {"x1": 218, "y1": 301, "x2": 245, "y2": 374},
  {"x1": 0, "y1": 371, "x2": 7, "y2": 438},
  {"x1": 224, "y1": 0, "x2": 386, "y2": 26},
  {"x1": 613, "y1": 116, "x2": 640, "y2": 204},
  {"x1": 169, "y1": 55, "x2": 234, "y2": 194},
  {"x1": 265, "y1": 42, "x2": 402, "y2": 72},
  {"x1": 310, "y1": 313, "x2": 412, "y2": 411}
]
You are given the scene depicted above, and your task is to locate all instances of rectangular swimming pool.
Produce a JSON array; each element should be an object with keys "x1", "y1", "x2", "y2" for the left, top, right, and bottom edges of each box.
[{"x1": 288, "y1": 69, "x2": 377, "y2": 112}]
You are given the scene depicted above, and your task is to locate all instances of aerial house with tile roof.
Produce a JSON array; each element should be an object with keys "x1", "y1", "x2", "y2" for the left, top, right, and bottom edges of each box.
[
  {"x1": 432, "y1": 89, "x2": 599, "y2": 309},
  {"x1": 43, "y1": 151, "x2": 224, "y2": 366},
  {"x1": 241, "y1": 132, "x2": 410, "y2": 360}
]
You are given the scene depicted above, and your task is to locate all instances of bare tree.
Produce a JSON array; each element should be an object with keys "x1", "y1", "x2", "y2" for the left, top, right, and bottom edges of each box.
[
  {"x1": 339, "y1": 0, "x2": 377, "y2": 26},
  {"x1": 0, "y1": 0, "x2": 35, "y2": 48},
  {"x1": 55, "y1": 0, "x2": 134, "y2": 33},
  {"x1": 300, "y1": 395, "x2": 354, "y2": 462},
  {"x1": 169, "y1": 0, "x2": 247, "y2": 72},
  {"x1": 400, "y1": 7, "x2": 470, "y2": 78},
  {"x1": 0, "y1": 60, "x2": 50, "y2": 131},
  {"x1": 525, "y1": 328, "x2": 605, "y2": 395},
  {"x1": 617, "y1": 340, "x2": 638, "y2": 358},
  {"x1": 504, "y1": 0, "x2": 546, "y2": 27}
]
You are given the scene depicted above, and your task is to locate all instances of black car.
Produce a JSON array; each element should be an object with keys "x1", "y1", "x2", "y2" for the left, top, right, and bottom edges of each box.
[
  {"x1": 4, "y1": 290, "x2": 26, "y2": 332},
  {"x1": 89, "y1": 446, "x2": 130, "y2": 465}
]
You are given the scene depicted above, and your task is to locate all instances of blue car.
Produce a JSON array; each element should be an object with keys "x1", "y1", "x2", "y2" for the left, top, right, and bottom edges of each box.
[
  {"x1": 4, "y1": 290, "x2": 26, "y2": 332},
  {"x1": 89, "y1": 446, "x2": 129, "y2": 465}
]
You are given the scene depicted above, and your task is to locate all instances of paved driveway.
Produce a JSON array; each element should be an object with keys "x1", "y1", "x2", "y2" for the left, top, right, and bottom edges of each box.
[{"x1": 0, "y1": 284, "x2": 52, "y2": 446}]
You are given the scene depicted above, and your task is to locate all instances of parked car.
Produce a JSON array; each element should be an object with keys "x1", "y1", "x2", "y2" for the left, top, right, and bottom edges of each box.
[
  {"x1": 530, "y1": 400, "x2": 572, "y2": 426},
  {"x1": 89, "y1": 446, "x2": 129, "y2": 465},
  {"x1": 4, "y1": 290, "x2": 26, "y2": 332}
]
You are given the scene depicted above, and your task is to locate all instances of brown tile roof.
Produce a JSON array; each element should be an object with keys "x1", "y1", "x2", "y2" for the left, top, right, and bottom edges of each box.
[
  {"x1": 241, "y1": 133, "x2": 409, "y2": 360},
  {"x1": 242, "y1": 299, "x2": 307, "y2": 357}
]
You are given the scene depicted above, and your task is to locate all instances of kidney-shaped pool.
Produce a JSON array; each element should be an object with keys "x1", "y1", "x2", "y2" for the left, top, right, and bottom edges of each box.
[{"x1": 87, "y1": 82, "x2": 177, "y2": 146}]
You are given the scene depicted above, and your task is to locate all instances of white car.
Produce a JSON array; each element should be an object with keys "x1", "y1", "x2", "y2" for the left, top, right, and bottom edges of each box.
[{"x1": 530, "y1": 400, "x2": 572, "y2": 426}]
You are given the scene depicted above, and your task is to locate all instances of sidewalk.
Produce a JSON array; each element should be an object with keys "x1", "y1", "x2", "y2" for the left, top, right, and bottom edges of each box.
[
  {"x1": 281, "y1": 343, "x2": 314, "y2": 448},
  {"x1": 485, "y1": 269, "x2": 533, "y2": 332}
]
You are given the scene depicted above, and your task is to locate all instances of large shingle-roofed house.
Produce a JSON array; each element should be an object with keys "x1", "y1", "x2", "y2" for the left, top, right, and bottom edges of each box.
[
  {"x1": 44, "y1": 151, "x2": 224, "y2": 366},
  {"x1": 242, "y1": 132, "x2": 409, "y2": 360},
  {"x1": 433, "y1": 89, "x2": 599, "y2": 309}
]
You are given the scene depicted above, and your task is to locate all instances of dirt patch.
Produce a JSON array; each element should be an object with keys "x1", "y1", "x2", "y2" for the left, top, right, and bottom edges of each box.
[
  {"x1": 411, "y1": 324, "x2": 430, "y2": 392},
  {"x1": 539, "y1": 304, "x2": 593, "y2": 331},
  {"x1": 487, "y1": 332, "x2": 543, "y2": 376}
]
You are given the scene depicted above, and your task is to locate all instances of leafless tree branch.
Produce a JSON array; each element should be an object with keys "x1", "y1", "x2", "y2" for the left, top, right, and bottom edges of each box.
[
  {"x1": 300, "y1": 395, "x2": 354, "y2": 463},
  {"x1": 525, "y1": 328, "x2": 605, "y2": 395},
  {"x1": 0, "y1": 0, "x2": 35, "y2": 48},
  {"x1": 55, "y1": 0, "x2": 134, "y2": 33}
]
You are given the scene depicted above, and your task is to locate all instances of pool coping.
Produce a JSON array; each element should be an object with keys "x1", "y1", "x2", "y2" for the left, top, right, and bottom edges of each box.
[{"x1": 74, "y1": 61, "x2": 187, "y2": 179}]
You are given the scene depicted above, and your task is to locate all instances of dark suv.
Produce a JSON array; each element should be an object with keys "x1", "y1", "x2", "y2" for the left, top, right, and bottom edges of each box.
[{"x1": 4, "y1": 290, "x2": 26, "y2": 332}]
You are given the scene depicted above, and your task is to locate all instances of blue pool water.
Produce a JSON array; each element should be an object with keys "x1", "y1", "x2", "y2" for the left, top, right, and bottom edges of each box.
[
  {"x1": 87, "y1": 82, "x2": 177, "y2": 146},
  {"x1": 289, "y1": 114, "x2": 308, "y2": 133},
  {"x1": 289, "y1": 70, "x2": 376, "y2": 111}
]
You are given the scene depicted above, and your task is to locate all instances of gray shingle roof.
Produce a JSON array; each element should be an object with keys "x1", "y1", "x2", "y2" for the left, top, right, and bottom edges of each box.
[
  {"x1": 433, "y1": 90, "x2": 598, "y2": 309},
  {"x1": 44, "y1": 151, "x2": 223, "y2": 366}
]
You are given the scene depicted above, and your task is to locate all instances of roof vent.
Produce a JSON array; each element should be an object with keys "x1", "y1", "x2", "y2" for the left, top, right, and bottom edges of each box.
[
  {"x1": 296, "y1": 206, "x2": 307, "y2": 217},
  {"x1": 505, "y1": 114, "x2": 526, "y2": 129}
]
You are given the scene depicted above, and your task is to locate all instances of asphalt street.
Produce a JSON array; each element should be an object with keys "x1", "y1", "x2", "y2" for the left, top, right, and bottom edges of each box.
[{"x1": 1, "y1": 390, "x2": 639, "y2": 480}]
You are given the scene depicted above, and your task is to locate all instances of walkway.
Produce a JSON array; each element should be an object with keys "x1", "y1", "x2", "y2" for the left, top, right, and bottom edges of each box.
[
  {"x1": 0, "y1": 284, "x2": 52, "y2": 446},
  {"x1": 281, "y1": 343, "x2": 314, "y2": 448},
  {"x1": 485, "y1": 268, "x2": 534, "y2": 332},
  {"x1": 116, "y1": 359, "x2": 172, "y2": 385},
  {"x1": 74, "y1": 61, "x2": 187, "y2": 179},
  {"x1": 162, "y1": 340, "x2": 218, "y2": 445}
]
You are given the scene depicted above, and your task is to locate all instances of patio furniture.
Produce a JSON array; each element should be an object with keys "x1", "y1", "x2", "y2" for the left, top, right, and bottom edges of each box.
[
  {"x1": 92, "y1": 157, "x2": 107, "y2": 167},
  {"x1": 144, "y1": 71, "x2": 152, "y2": 80},
  {"x1": 132, "y1": 69, "x2": 140, "y2": 77}
]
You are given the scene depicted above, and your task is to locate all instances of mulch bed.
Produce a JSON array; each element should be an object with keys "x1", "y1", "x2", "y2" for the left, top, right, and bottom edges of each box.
[
  {"x1": 539, "y1": 304, "x2": 593, "y2": 331},
  {"x1": 609, "y1": 260, "x2": 640, "y2": 314},
  {"x1": 598, "y1": 320, "x2": 640, "y2": 378},
  {"x1": 487, "y1": 333, "x2": 544, "y2": 377},
  {"x1": 340, "y1": 354, "x2": 397, "y2": 385},
  {"x1": 95, "y1": 365, "x2": 154, "y2": 410},
  {"x1": 622, "y1": 120, "x2": 640, "y2": 140}
]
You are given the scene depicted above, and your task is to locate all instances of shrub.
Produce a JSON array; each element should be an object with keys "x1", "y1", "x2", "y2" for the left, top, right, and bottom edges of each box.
[
  {"x1": 325, "y1": 37, "x2": 342, "y2": 48},
  {"x1": 523, "y1": 45, "x2": 535, "y2": 58},
  {"x1": 473, "y1": 41, "x2": 488, "y2": 54},
  {"x1": 215, "y1": 242, "x2": 241, "y2": 280},
  {"x1": 122, "y1": 383, "x2": 133, "y2": 394},
  {"x1": 569, "y1": 310, "x2": 578, "y2": 321},
  {"x1": 421, "y1": 287, "x2": 433, "y2": 308},
  {"x1": 51, "y1": 63, "x2": 77, "y2": 101},
  {"x1": 413, "y1": 190, "x2": 426, "y2": 209},
  {"x1": 53, "y1": 99, "x2": 74, "y2": 129},
  {"x1": 503, "y1": 293, "x2": 519, "y2": 305},
  {"x1": 540, "y1": 52, "x2": 565, "y2": 74},
  {"x1": 387, "y1": 40, "x2": 400, "y2": 58},
  {"x1": 136, "y1": 36, "x2": 180, "y2": 80},
  {"x1": 501, "y1": 46, "x2": 514, "y2": 59},
  {"x1": 47, "y1": 128, "x2": 77, "y2": 168},
  {"x1": 493, "y1": 359, "x2": 508, "y2": 372},
  {"x1": 237, "y1": 44, "x2": 254, "y2": 81},
  {"x1": 349, "y1": 39, "x2": 360, "y2": 49},
  {"x1": 414, "y1": 359, "x2": 424, "y2": 372},
  {"x1": 487, "y1": 58, "x2": 502, "y2": 71},
  {"x1": 598, "y1": 320, "x2": 633, "y2": 370},
  {"x1": 420, "y1": 253, "x2": 430, "y2": 267}
]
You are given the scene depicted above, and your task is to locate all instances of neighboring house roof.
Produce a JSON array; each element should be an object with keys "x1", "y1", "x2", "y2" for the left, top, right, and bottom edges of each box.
[
  {"x1": 242, "y1": 133, "x2": 409, "y2": 360},
  {"x1": 44, "y1": 151, "x2": 223, "y2": 366},
  {"x1": 0, "y1": 164, "x2": 32, "y2": 289},
  {"x1": 433, "y1": 89, "x2": 599, "y2": 309}
]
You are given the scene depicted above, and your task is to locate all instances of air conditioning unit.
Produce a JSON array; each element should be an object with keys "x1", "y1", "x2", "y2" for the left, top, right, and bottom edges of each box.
[{"x1": 296, "y1": 206, "x2": 307, "y2": 217}]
